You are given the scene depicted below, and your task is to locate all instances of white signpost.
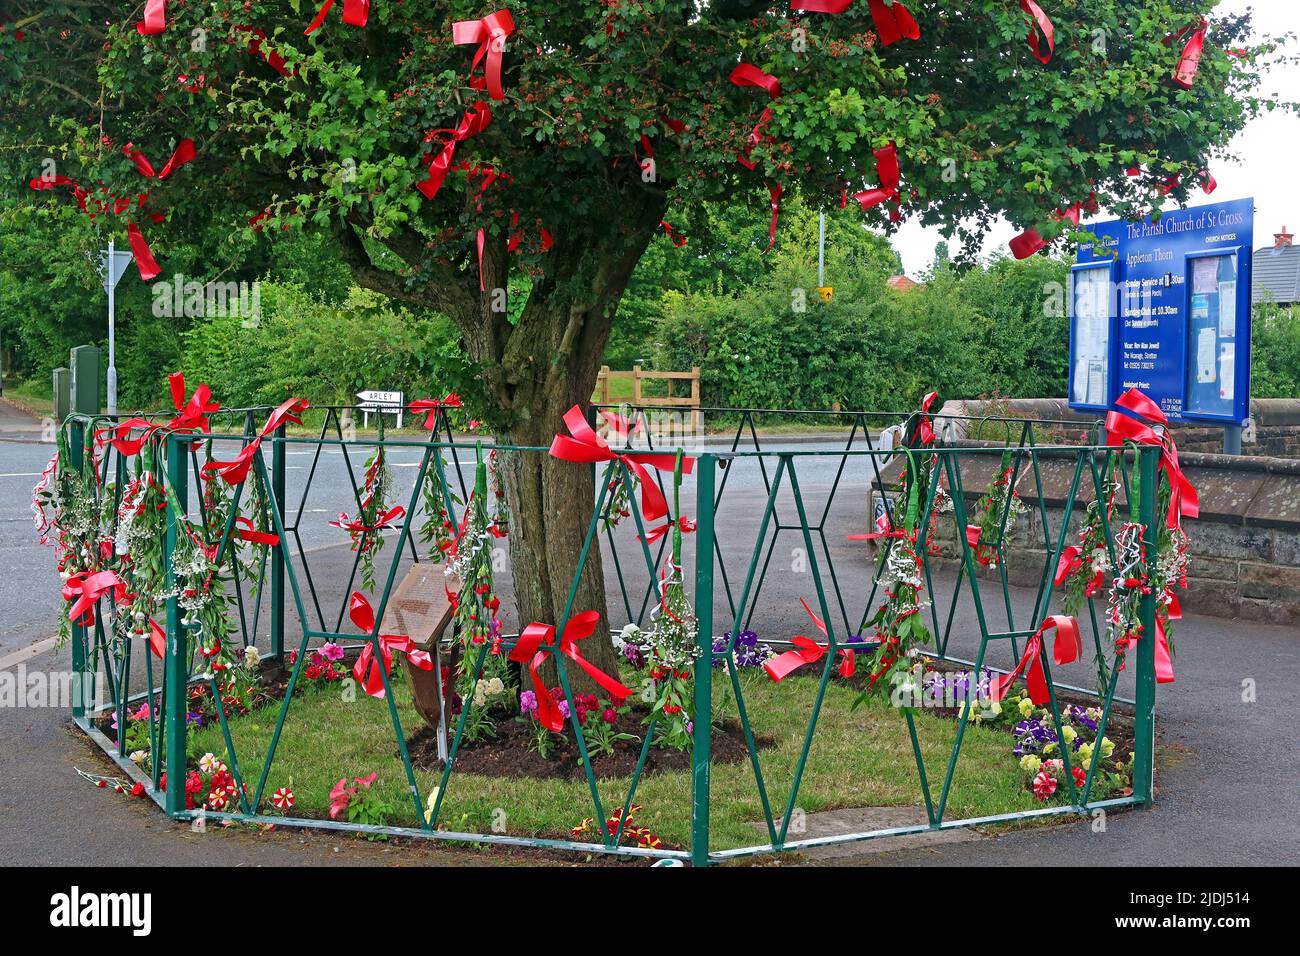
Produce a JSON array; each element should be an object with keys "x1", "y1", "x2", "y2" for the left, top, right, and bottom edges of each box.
[
  {"x1": 98, "y1": 240, "x2": 134, "y2": 417},
  {"x1": 357, "y1": 389, "x2": 404, "y2": 429}
]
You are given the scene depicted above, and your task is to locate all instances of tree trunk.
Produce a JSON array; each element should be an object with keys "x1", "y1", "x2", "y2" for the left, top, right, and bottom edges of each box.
[{"x1": 346, "y1": 179, "x2": 667, "y2": 692}]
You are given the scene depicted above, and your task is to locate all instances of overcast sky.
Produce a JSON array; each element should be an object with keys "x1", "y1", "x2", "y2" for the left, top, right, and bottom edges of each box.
[{"x1": 889, "y1": 1, "x2": 1299, "y2": 276}]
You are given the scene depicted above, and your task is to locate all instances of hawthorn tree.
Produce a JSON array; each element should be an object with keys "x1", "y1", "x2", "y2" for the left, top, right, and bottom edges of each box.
[{"x1": 0, "y1": 0, "x2": 1278, "y2": 671}]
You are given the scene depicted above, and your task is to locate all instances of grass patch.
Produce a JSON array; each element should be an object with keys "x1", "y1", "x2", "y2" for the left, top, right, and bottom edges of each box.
[{"x1": 188, "y1": 667, "x2": 1041, "y2": 854}]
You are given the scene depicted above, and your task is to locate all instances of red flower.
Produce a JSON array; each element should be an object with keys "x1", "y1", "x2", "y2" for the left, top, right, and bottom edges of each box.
[
  {"x1": 1072, "y1": 767, "x2": 1087, "y2": 787},
  {"x1": 130, "y1": 782, "x2": 145, "y2": 798},
  {"x1": 1032, "y1": 771, "x2": 1058, "y2": 801},
  {"x1": 602, "y1": 708, "x2": 617, "y2": 724},
  {"x1": 305, "y1": 663, "x2": 322, "y2": 680}
]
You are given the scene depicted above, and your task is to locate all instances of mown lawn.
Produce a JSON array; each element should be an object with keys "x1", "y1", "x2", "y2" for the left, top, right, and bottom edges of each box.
[{"x1": 188, "y1": 667, "x2": 1040, "y2": 854}]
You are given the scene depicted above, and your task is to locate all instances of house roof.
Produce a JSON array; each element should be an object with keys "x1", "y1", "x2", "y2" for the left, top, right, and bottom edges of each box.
[
  {"x1": 886, "y1": 274, "x2": 921, "y2": 293},
  {"x1": 1252, "y1": 243, "x2": 1300, "y2": 305}
]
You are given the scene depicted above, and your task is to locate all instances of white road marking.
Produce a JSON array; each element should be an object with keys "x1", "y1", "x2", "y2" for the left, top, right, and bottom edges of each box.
[{"x1": 0, "y1": 635, "x2": 60, "y2": 672}]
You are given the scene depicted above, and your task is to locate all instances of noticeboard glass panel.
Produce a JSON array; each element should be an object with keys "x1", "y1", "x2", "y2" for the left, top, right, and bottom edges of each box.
[
  {"x1": 1070, "y1": 265, "x2": 1112, "y2": 408},
  {"x1": 1184, "y1": 251, "x2": 1239, "y2": 418}
]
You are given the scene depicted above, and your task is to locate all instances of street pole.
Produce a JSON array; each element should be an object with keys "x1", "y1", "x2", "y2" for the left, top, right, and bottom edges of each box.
[
  {"x1": 817, "y1": 210, "x2": 826, "y2": 288},
  {"x1": 106, "y1": 238, "x2": 117, "y2": 417},
  {"x1": 1223, "y1": 423, "x2": 1242, "y2": 455}
]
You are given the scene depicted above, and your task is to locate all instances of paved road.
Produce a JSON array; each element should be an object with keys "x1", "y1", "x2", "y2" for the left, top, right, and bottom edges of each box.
[{"x1": 3, "y1": 400, "x2": 1297, "y2": 866}]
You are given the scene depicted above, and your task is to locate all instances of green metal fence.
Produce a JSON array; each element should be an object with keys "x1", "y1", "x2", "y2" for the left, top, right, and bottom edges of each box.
[{"x1": 62, "y1": 401, "x2": 1162, "y2": 865}]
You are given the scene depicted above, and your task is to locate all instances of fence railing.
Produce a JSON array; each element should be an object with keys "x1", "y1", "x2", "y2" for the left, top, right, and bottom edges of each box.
[{"x1": 57, "y1": 400, "x2": 1161, "y2": 865}]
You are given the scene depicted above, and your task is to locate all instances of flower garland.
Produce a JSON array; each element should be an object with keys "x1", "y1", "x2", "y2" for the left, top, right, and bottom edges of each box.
[
  {"x1": 444, "y1": 445, "x2": 509, "y2": 740},
  {"x1": 331, "y1": 421, "x2": 399, "y2": 592},
  {"x1": 417, "y1": 451, "x2": 462, "y2": 561},
  {"x1": 966, "y1": 450, "x2": 1026, "y2": 568},
  {"x1": 613, "y1": 453, "x2": 697, "y2": 750}
]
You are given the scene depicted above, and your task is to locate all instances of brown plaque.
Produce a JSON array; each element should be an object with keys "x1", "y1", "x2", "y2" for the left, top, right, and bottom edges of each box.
[{"x1": 382, "y1": 564, "x2": 457, "y2": 648}]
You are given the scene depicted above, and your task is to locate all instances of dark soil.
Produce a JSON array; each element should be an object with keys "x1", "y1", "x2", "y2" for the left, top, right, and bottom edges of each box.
[{"x1": 405, "y1": 708, "x2": 774, "y2": 781}]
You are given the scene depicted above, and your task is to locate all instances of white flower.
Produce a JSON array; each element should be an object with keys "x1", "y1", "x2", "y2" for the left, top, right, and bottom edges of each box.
[
  {"x1": 129, "y1": 750, "x2": 148, "y2": 765},
  {"x1": 244, "y1": 646, "x2": 261, "y2": 670},
  {"x1": 199, "y1": 752, "x2": 218, "y2": 773}
]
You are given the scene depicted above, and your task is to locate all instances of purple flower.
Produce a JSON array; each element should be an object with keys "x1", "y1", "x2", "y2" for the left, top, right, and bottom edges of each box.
[
  {"x1": 622, "y1": 643, "x2": 645, "y2": 668},
  {"x1": 519, "y1": 690, "x2": 538, "y2": 716},
  {"x1": 557, "y1": 699, "x2": 570, "y2": 719}
]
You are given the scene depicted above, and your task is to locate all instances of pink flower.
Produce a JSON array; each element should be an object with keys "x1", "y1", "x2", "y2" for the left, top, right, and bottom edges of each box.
[
  {"x1": 272, "y1": 787, "x2": 295, "y2": 810},
  {"x1": 320, "y1": 642, "x2": 344, "y2": 662},
  {"x1": 329, "y1": 777, "x2": 353, "y2": 819}
]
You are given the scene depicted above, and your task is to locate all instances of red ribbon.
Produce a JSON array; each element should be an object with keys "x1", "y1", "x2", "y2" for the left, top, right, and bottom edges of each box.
[
  {"x1": 408, "y1": 393, "x2": 464, "y2": 430},
  {"x1": 234, "y1": 26, "x2": 292, "y2": 78},
  {"x1": 95, "y1": 372, "x2": 219, "y2": 455},
  {"x1": 1020, "y1": 0, "x2": 1054, "y2": 64},
  {"x1": 766, "y1": 183, "x2": 783, "y2": 252},
  {"x1": 1104, "y1": 388, "x2": 1199, "y2": 530},
  {"x1": 1167, "y1": 19, "x2": 1208, "y2": 90},
  {"x1": 63, "y1": 570, "x2": 130, "y2": 628},
  {"x1": 989, "y1": 615, "x2": 1080, "y2": 705},
  {"x1": 233, "y1": 517, "x2": 279, "y2": 547},
  {"x1": 549, "y1": 406, "x2": 694, "y2": 522},
  {"x1": 867, "y1": 0, "x2": 921, "y2": 46},
  {"x1": 763, "y1": 598, "x2": 855, "y2": 681},
  {"x1": 137, "y1": 0, "x2": 167, "y2": 35},
  {"x1": 144, "y1": 618, "x2": 166, "y2": 659},
  {"x1": 123, "y1": 139, "x2": 196, "y2": 181},
  {"x1": 916, "y1": 389, "x2": 938, "y2": 445},
  {"x1": 659, "y1": 220, "x2": 688, "y2": 247},
  {"x1": 728, "y1": 63, "x2": 782, "y2": 100},
  {"x1": 508, "y1": 610, "x2": 633, "y2": 732},
  {"x1": 348, "y1": 592, "x2": 432, "y2": 698},
  {"x1": 851, "y1": 142, "x2": 901, "y2": 215},
  {"x1": 305, "y1": 0, "x2": 370, "y2": 35},
  {"x1": 416, "y1": 103, "x2": 493, "y2": 200},
  {"x1": 638, "y1": 516, "x2": 696, "y2": 545},
  {"x1": 790, "y1": 0, "x2": 853, "y2": 11},
  {"x1": 203, "y1": 397, "x2": 309, "y2": 486},
  {"x1": 329, "y1": 506, "x2": 406, "y2": 535},
  {"x1": 599, "y1": 408, "x2": 640, "y2": 439},
  {"x1": 453, "y1": 10, "x2": 516, "y2": 102}
]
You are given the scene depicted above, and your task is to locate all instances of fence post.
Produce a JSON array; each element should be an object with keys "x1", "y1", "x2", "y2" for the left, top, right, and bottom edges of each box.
[
  {"x1": 597, "y1": 365, "x2": 610, "y2": 405},
  {"x1": 163, "y1": 434, "x2": 189, "y2": 816},
  {"x1": 270, "y1": 422, "x2": 287, "y2": 661},
  {"x1": 1132, "y1": 444, "x2": 1159, "y2": 805},
  {"x1": 633, "y1": 365, "x2": 643, "y2": 404},
  {"x1": 690, "y1": 367, "x2": 700, "y2": 435},
  {"x1": 68, "y1": 418, "x2": 89, "y2": 721},
  {"x1": 690, "y1": 454, "x2": 716, "y2": 866}
]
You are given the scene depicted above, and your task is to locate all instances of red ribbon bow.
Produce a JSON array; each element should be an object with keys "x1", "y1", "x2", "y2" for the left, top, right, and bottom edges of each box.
[
  {"x1": 453, "y1": 10, "x2": 516, "y2": 102},
  {"x1": 96, "y1": 372, "x2": 219, "y2": 456},
  {"x1": 305, "y1": 0, "x2": 370, "y2": 35},
  {"x1": 348, "y1": 592, "x2": 432, "y2": 698},
  {"x1": 638, "y1": 516, "x2": 696, "y2": 545},
  {"x1": 63, "y1": 570, "x2": 130, "y2": 627},
  {"x1": 329, "y1": 506, "x2": 406, "y2": 535},
  {"x1": 508, "y1": 610, "x2": 633, "y2": 732},
  {"x1": 1105, "y1": 388, "x2": 1199, "y2": 530},
  {"x1": 416, "y1": 103, "x2": 493, "y2": 200},
  {"x1": 408, "y1": 393, "x2": 464, "y2": 430},
  {"x1": 203, "y1": 397, "x2": 309, "y2": 486},
  {"x1": 989, "y1": 615, "x2": 1080, "y2": 705},
  {"x1": 549, "y1": 406, "x2": 694, "y2": 522},
  {"x1": 1053, "y1": 544, "x2": 1104, "y2": 596},
  {"x1": 1166, "y1": 19, "x2": 1208, "y2": 90},
  {"x1": 851, "y1": 142, "x2": 902, "y2": 218},
  {"x1": 123, "y1": 139, "x2": 196, "y2": 181}
]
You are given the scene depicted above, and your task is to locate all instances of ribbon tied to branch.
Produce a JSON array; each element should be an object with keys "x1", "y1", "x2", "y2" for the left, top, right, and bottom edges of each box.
[
  {"x1": 203, "y1": 397, "x2": 309, "y2": 486},
  {"x1": 453, "y1": 10, "x2": 516, "y2": 101},
  {"x1": 63, "y1": 570, "x2": 130, "y2": 628}
]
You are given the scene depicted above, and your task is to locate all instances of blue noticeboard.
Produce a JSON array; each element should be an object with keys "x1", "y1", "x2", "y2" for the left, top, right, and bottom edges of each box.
[{"x1": 1068, "y1": 198, "x2": 1254, "y2": 424}]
